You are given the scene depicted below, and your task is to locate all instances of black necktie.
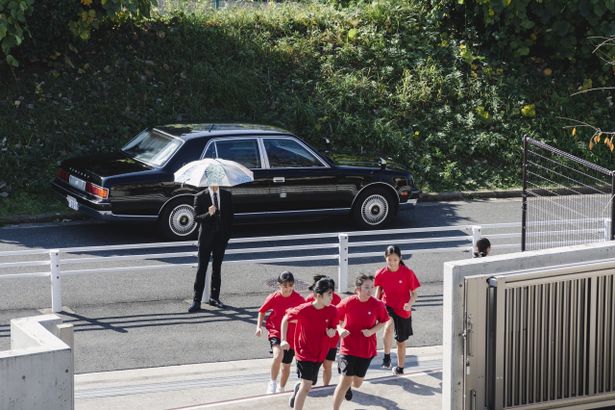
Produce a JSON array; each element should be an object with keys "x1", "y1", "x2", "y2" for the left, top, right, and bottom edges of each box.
[{"x1": 213, "y1": 192, "x2": 219, "y2": 210}]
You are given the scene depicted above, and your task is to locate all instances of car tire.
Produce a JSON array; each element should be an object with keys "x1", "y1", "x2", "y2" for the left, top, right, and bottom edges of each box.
[
  {"x1": 158, "y1": 197, "x2": 198, "y2": 240},
  {"x1": 352, "y1": 187, "x2": 396, "y2": 229}
]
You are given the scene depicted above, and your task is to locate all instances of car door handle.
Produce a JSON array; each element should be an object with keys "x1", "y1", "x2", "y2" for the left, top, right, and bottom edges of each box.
[{"x1": 273, "y1": 177, "x2": 285, "y2": 183}]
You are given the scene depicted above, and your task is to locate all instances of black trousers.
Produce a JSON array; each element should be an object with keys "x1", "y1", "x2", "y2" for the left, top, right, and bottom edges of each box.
[{"x1": 193, "y1": 233, "x2": 229, "y2": 301}]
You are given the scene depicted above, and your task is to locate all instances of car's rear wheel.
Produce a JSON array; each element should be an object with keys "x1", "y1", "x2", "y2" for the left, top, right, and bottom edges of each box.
[
  {"x1": 352, "y1": 187, "x2": 396, "y2": 229},
  {"x1": 158, "y1": 197, "x2": 198, "y2": 240}
]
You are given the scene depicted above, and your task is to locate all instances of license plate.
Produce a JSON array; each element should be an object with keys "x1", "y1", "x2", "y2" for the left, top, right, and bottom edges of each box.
[
  {"x1": 66, "y1": 195, "x2": 79, "y2": 211},
  {"x1": 68, "y1": 175, "x2": 86, "y2": 191}
]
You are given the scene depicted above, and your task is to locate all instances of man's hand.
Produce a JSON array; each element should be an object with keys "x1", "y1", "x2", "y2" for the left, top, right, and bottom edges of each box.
[
  {"x1": 280, "y1": 340, "x2": 290, "y2": 350},
  {"x1": 208, "y1": 205, "x2": 217, "y2": 216},
  {"x1": 326, "y1": 328, "x2": 336, "y2": 338},
  {"x1": 338, "y1": 328, "x2": 350, "y2": 338},
  {"x1": 255, "y1": 326, "x2": 262, "y2": 337},
  {"x1": 403, "y1": 303, "x2": 412, "y2": 312}
]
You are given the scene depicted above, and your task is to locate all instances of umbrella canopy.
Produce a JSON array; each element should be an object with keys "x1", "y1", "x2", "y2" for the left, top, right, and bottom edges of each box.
[{"x1": 174, "y1": 158, "x2": 254, "y2": 187}]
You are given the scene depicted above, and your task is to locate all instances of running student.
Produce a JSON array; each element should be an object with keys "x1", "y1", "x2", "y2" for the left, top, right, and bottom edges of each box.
[
  {"x1": 281, "y1": 277, "x2": 338, "y2": 410},
  {"x1": 304, "y1": 274, "x2": 342, "y2": 386},
  {"x1": 256, "y1": 271, "x2": 305, "y2": 394},
  {"x1": 332, "y1": 274, "x2": 389, "y2": 408},
  {"x1": 374, "y1": 245, "x2": 420, "y2": 375}
]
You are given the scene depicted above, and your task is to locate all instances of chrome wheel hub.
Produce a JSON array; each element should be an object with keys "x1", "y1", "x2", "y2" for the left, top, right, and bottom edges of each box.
[
  {"x1": 169, "y1": 204, "x2": 196, "y2": 237},
  {"x1": 360, "y1": 194, "x2": 389, "y2": 225}
]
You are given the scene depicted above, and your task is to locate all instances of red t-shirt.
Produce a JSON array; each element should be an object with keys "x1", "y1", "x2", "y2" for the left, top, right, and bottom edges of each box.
[
  {"x1": 337, "y1": 295, "x2": 389, "y2": 359},
  {"x1": 259, "y1": 290, "x2": 305, "y2": 347},
  {"x1": 374, "y1": 264, "x2": 420, "y2": 319},
  {"x1": 305, "y1": 292, "x2": 342, "y2": 349},
  {"x1": 285, "y1": 302, "x2": 339, "y2": 362}
]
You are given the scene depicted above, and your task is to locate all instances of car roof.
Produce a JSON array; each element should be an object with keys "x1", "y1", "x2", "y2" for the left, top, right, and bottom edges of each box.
[{"x1": 153, "y1": 123, "x2": 293, "y2": 140}]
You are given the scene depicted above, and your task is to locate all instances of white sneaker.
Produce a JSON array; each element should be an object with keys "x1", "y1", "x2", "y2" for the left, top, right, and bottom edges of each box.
[
  {"x1": 266, "y1": 380, "x2": 277, "y2": 394},
  {"x1": 278, "y1": 385, "x2": 286, "y2": 393}
]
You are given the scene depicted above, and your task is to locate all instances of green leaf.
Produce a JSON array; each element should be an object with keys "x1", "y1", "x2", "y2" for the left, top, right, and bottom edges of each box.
[
  {"x1": 347, "y1": 28, "x2": 358, "y2": 41},
  {"x1": 516, "y1": 47, "x2": 530, "y2": 56},
  {"x1": 6, "y1": 53, "x2": 18, "y2": 67}
]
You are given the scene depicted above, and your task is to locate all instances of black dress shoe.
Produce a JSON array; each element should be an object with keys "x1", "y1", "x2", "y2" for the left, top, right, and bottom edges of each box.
[
  {"x1": 188, "y1": 301, "x2": 201, "y2": 313},
  {"x1": 208, "y1": 298, "x2": 224, "y2": 308}
]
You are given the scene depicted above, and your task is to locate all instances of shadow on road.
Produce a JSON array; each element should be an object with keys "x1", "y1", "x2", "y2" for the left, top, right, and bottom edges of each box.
[
  {"x1": 373, "y1": 370, "x2": 442, "y2": 396},
  {"x1": 0, "y1": 201, "x2": 469, "y2": 251},
  {"x1": 57, "y1": 305, "x2": 260, "y2": 334}
]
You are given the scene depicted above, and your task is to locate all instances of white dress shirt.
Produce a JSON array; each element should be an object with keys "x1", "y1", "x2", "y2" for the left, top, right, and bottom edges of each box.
[{"x1": 208, "y1": 188, "x2": 221, "y2": 210}]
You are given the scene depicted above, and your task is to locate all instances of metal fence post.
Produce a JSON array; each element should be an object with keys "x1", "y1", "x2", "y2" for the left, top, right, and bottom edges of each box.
[
  {"x1": 605, "y1": 218, "x2": 611, "y2": 242},
  {"x1": 471, "y1": 225, "x2": 481, "y2": 258},
  {"x1": 611, "y1": 172, "x2": 615, "y2": 240},
  {"x1": 522, "y1": 135, "x2": 528, "y2": 251},
  {"x1": 50, "y1": 249, "x2": 62, "y2": 313},
  {"x1": 338, "y1": 233, "x2": 349, "y2": 293}
]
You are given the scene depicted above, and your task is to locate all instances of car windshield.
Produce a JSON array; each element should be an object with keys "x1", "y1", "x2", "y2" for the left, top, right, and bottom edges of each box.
[{"x1": 121, "y1": 129, "x2": 182, "y2": 167}]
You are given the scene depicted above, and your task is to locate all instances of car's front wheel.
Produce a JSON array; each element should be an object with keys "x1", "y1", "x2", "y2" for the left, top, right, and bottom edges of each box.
[
  {"x1": 352, "y1": 187, "x2": 396, "y2": 229},
  {"x1": 158, "y1": 197, "x2": 198, "y2": 240}
]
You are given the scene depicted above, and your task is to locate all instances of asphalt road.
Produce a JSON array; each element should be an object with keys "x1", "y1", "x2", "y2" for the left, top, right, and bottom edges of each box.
[{"x1": 0, "y1": 198, "x2": 522, "y2": 373}]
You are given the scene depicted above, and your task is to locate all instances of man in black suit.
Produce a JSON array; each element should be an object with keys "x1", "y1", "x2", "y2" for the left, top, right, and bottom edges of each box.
[{"x1": 188, "y1": 183, "x2": 233, "y2": 312}]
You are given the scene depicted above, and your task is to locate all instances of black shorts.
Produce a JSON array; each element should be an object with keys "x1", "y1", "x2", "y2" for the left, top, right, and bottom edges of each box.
[
  {"x1": 386, "y1": 306, "x2": 413, "y2": 342},
  {"x1": 325, "y1": 347, "x2": 337, "y2": 362},
  {"x1": 269, "y1": 337, "x2": 295, "y2": 364},
  {"x1": 296, "y1": 360, "x2": 322, "y2": 385},
  {"x1": 338, "y1": 355, "x2": 373, "y2": 378}
]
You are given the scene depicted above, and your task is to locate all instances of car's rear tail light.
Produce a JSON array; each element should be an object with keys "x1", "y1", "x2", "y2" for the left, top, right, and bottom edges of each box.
[
  {"x1": 86, "y1": 182, "x2": 109, "y2": 199},
  {"x1": 400, "y1": 191, "x2": 409, "y2": 198},
  {"x1": 57, "y1": 168, "x2": 69, "y2": 182}
]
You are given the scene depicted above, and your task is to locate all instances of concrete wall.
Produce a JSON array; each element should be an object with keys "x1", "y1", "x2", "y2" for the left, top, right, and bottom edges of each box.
[
  {"x1": 0, "y1": 315, "x2": 74, "y2": 410},
  {"x1": 442, "y1": 241, "x2": 615, "y2": 410}
]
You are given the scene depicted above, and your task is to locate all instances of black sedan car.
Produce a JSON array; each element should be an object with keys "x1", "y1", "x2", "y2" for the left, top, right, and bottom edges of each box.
[{"x1": 52, "y1": 124, "x2": 420, "y2": 240}]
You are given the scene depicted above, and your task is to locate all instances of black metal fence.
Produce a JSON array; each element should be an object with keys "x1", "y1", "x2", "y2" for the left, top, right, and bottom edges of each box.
[{"x1": 522, "y1": 136, "x2": 615, "y2": 251}]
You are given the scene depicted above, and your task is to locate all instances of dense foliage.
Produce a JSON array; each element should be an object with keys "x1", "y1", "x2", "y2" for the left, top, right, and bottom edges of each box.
[
  {"x1": 0, "y1": 0, "x2": 155, "y2": 66},
  {"x1": 0, "y1": 0, "x2": 613, "y2": 217},
  {"x1": 431, "y1": 0, "x2": 615, "y2": 62}
]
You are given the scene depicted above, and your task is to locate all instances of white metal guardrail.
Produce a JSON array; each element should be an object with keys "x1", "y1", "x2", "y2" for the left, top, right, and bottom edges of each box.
[{"x1": 0, "y1": 221, "x2": 608, "y2": 313}]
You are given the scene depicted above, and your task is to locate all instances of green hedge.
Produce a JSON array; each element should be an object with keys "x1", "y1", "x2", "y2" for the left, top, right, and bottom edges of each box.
[
  {"x1": 0, "y1": 0, "x2": 612, "y2": 216},
  {"x1": 430, "y1": 0, "x2": 615, "y2": 62}
]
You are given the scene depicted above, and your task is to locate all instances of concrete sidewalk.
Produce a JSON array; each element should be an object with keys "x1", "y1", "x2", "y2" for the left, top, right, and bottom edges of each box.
[{"x1": 75, "y1": 345, "x2": 442, "y2": 410}]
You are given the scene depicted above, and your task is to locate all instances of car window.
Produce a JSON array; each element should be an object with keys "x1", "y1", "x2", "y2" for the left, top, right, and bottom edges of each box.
[
  {"x1": 264, "y1": 139, "x2": 323, "y2": 168},
  {"x1": 203, "y1": 142, "x2": 216, "y2": 159},
  {"x1": 122, "y1": 129, "x2": 182, "y2": 167},
  {"x1": 215, "y1": 139, "x2": 261, "y2": 169}
]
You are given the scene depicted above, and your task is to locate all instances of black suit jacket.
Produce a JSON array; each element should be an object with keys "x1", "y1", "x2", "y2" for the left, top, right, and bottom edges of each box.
[{"x1": 194, "y1": 189, "x2": 234, "y2": 241}]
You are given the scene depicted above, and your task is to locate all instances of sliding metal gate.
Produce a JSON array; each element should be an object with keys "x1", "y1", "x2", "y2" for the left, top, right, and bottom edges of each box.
[{"x1": 463, "y1": 260, "x2": 615, "y2": 409}]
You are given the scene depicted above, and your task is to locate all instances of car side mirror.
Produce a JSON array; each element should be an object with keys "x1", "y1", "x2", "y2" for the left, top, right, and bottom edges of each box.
[
  {"x1": 321, "y1": 137, "x2": 331, "y2": 154},
  {"x1": 378, "y1": 157, "x2": 387, "y2": 170}
]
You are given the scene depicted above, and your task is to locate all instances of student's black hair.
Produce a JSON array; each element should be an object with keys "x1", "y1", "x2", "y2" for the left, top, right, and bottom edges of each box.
[
  {"x1": 355, "y1": 273, "x2": 375, "y2": 288},
  {"x1": 308, "y1": 274, "x2": 334, "y2": 291},
  {"x1": 311, "y1": 277, "x2": 335, "y2": 295},
  {"x1": 384, "y1": 245, "x2": 406, "y2": 266},
  {"x1": 278, "y1": 271, "x2": 295, "y2": 284},
  {"x1": 474, "y1": 238, "x2": 491, "y2": 258}
]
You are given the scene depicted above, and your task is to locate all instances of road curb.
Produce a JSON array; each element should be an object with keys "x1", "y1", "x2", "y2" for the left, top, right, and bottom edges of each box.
[
  {"x1": 419, "y1": 188, "x2": 523, "y2": 202},
  {"x1": 0, "y1": 211, "x2": 85, "y2": 226},
  {"x1": 0, "y1": 189, "x2": 523, "y2": 226}
]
